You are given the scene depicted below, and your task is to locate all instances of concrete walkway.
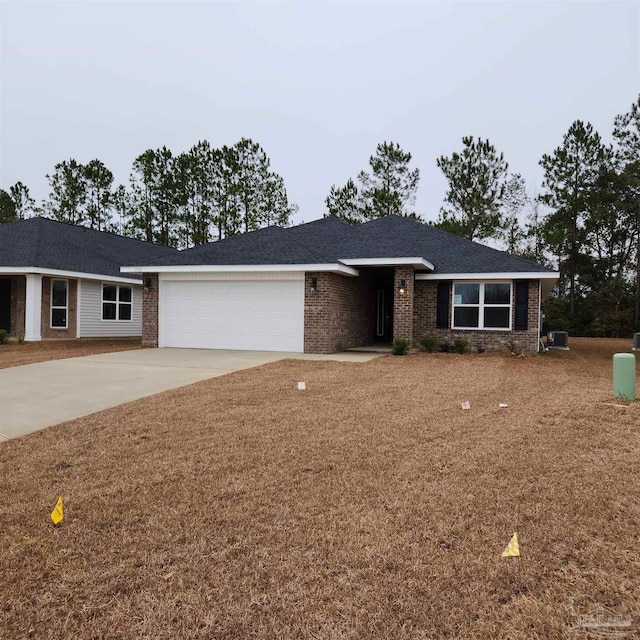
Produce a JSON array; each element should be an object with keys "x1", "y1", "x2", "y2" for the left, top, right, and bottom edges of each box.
[{"x1": 0, "y1": 348, "x2": 379, "y2": 441}]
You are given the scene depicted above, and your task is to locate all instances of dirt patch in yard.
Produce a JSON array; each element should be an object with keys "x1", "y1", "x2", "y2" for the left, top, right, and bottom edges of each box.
[
  {"x1": 0, "y1": 338, "x2": 142, "y2": 369},
  {"x1": 0, "y1": 338, "x2": 638, "y2": 639}
]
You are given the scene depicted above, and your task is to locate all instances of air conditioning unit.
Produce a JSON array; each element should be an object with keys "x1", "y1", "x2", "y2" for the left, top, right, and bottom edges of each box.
[
  {"x1": 547, "y1": 331, "x2": 569, "y2": 350},
  {"x1": 633, "y1": 333, "x2": 640, "y2": 350}
]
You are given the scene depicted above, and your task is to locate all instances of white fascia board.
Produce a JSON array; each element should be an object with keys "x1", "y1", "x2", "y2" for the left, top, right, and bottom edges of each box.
[
  {"x1": 338, "y1": 257, "x2": 434, "y2": 271},
  {"x1": 415, "y1": 271, "x2": 560, "y2": 281},
  {"x1": 121, "y1": 263, "x2": 360, "y2": 277},
  {"x1": 0, "y1": 266, "x2": 142, "y2": 285}
]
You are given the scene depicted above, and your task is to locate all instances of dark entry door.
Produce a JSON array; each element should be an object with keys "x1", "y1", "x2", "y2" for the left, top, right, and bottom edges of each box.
[
  {"x1": 0, "y1": 279, "x2": 11, "y2": 332},
  {"x1": 375, "y1": 274, "x2": 394, "y2": 343}
]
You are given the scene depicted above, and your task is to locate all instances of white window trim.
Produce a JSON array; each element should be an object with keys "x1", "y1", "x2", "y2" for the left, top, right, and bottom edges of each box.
[
  {"x1": 101, "y1": 283, "x2": 134, "y2": 323},
  {"x1": 452, "y1": 281, "x2": 513, "y2": 331},
  {"x1": 50, "y1": 278, "x2": 68, "y2": 329}
]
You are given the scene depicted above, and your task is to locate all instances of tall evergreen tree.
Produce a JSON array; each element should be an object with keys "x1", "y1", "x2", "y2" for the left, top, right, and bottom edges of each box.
[
  {"x1": 500, "y1": 173, "x2": 528, "y2": 254},
  {"x1": 128, "y1": 150, "x2": 156, "y2": 242},
  {"x1": 111, "y1": 184, "x2": 131, "y2": 236},
  {"x1": 261, "y1": 172, "x2": 297, "y2": 227},
  {"x1": 613, "y1": 95, "x2": 640, "y2": 330},
  {"x1": 127, "y1": 147, "x2": 180, "y2": 246},
  {"x1": 176, "y1": 141, "x2": 215, "y2": 247},
  {"x1": 324, "y1": 141, "x2": 420, "y2": 222},
  {"x1": 229, "y1": 138, "x2": 295, "y2": 234},
  {"x1": 9, "y1": 182, "x2": 35, "y2": 220},
  {"x1": 212, "y1": 145, "x2": 242, "y2": 240},
  {"x1": 523, "y1": 192, "x2": 548, "y2": 265},
  {"x1": 43, "y1": 159, "x2": 87, "y2": 225},
  {"x1": 435, "y1": 136, "x2": 508, "y2": 241},
  {"x1": 83, "y1": 159, "x2": 114, "y2": 231},
  {"x1": 539, "y1": 120, "x2": 608, "y2": 322},
  {"x1": 324, "y1": 178, "x2": 363, "y2": 224},
  {"x1": 358, "y1": 142, "x2": 420, "y2": 218},
  {"x1": 0, "y1": 189, "x2": 16, "y2": 223}
]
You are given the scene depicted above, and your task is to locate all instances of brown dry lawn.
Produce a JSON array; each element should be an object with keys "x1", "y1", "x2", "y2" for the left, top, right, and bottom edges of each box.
[
  {"x1": 1, "y1": 338, "x2": 639, "y2": 639},
  {"x1": 0, "y1": 338, "x2": 142, "y2": 369}
]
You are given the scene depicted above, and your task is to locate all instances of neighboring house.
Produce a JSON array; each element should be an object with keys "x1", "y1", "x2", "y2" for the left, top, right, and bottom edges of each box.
[
  {"x1": 122, "y1": 215, "x2": 559, "y2": 354},
  {"x1": 0, "y1": 217, "x2": 175, "y2": 341}
]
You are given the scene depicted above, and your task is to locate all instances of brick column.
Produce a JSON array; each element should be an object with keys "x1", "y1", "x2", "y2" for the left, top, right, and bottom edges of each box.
[
  {"x1": 393, "y1": 266, "x2": 414, "y2": 344},
  {"x1": 142, "y1": 273, "x2": 159, "y2": 347},
  {"x1": 10, "y1": 276, "x2": 26, "y2": 336}
]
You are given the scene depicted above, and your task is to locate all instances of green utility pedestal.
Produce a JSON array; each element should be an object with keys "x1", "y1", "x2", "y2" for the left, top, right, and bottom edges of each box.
[{"x1": 613, "y1": 353, "x2": 636, "y2": 401}]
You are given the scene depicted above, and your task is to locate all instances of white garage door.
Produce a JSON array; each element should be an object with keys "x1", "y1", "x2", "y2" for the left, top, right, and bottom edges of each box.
[{"x1": 159, "y1": 277, "x2": 305, "y2": 352}]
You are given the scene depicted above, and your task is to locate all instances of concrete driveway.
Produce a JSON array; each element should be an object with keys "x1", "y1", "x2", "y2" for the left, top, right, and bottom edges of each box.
[{"x1": 0, "y1": 348, "x2": 378, "y2": 441}]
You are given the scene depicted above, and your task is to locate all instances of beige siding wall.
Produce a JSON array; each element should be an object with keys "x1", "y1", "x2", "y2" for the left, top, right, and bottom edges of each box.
[{"x1": 79, "y1": 278, "x2": 143, "y2": 338}]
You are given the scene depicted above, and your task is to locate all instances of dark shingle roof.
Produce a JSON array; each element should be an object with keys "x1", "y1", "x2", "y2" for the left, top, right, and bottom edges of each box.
[
  {"x1": 127, "y1": 215, "x2": 553, "y2": 274},
  {"x1": 0, "y1": 217, "x2": 177, "y2": 280}
]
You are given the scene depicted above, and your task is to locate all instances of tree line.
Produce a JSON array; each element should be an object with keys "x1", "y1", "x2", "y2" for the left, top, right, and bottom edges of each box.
[
  {"x1": 1, "y1": 95, "x2": 638, "y2": 336},
  {"x1": 325, "y1": 96, "x2": 640, "y2": 337},
  {"x1": 0, "y1": 138, "x2": 297, "y2": 247}
]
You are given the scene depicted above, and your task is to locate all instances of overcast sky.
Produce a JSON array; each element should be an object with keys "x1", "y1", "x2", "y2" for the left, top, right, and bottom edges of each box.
[{"x1": 1, "y1": 1, "x2": 639, "y2": 227}]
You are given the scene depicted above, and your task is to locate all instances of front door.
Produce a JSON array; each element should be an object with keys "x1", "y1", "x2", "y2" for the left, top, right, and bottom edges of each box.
[
  {"x1": 0, "y1": 279, "x2": 11, "y2": 332},
  {"x1": 375, "y1": 274, "x2": 394, "y2": 343}
]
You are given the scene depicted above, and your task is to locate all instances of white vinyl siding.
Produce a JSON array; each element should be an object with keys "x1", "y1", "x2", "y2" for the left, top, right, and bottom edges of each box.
[
  {"x1": 159, "y1": 273, "x2": 305, "y2": 352},
  {"x1": 78, "y1": 278, "x2": 142, "y2": 337}
]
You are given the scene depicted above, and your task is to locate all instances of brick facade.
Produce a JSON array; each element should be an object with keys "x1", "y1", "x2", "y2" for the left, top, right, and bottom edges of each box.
[
  {"x1": 142, "y1": 273, "x2": 159, "y2": 347},
  {"x1": 138, "y1": 271, "x2": 541, "y2": 354},
  {"x1": 6, "y1": 276, "x2": 26, "y2": 336},
  {"x1": 304, "y1": 271, "x2": 376, "y2": 354},
  {"x1": 413, "y1": 279, "x2": 540, "y2": 353},
  {"x1": 40, "y1": 277, "x2": 78, "y2": 339},
  {"x1": 393, "y1": 266, "x2": 414, "y2": 343}
]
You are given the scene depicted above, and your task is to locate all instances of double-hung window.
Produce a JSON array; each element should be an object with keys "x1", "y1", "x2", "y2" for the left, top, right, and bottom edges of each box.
[
  {"x1": 50, "y1": 279, "x2": 68, "y2": 328},
  {"x1": 452, "y1": 282, "x2": 512, "y2": 330},
  {"x1": 102, "y1": 284, "x2": 133, "y2": 321}
]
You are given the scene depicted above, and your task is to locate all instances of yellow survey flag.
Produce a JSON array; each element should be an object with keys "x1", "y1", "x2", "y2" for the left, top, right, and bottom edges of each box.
[
  {"x1": 501, "y1": 532, "x2": 520, "y2": 557},
  {"x1": 51, "y1": 496, "x2": 64, "y2": 525}
]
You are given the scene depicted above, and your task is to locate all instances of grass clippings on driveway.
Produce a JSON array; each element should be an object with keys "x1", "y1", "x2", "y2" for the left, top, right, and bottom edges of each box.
[
  {"x1": 0, "y1": 338, "x2": 142, "y2": 369},
  {"x1": 1, "y1": 338, "x2": 639, "y2": 639}
]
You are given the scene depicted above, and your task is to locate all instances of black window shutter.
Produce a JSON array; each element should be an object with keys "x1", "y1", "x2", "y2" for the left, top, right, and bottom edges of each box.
[
  {"x1": 436, "y1": 281, "x2": 451, "y2": 329},
  {"x1": 514, "y1": 280, "x2": 529, "y2": 330}
]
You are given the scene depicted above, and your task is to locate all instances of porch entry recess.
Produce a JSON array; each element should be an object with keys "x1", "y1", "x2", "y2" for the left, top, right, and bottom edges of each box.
[
  {"x1": 0, "y1": 279, "x2": 11, "y2": 332},
  {"x1": 374, "y1": 269, "x2": 394, "y2": 343}
]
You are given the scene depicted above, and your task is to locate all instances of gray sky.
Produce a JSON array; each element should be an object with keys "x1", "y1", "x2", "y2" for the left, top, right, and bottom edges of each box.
[{"x1": 1, "y1": 1, "x2": 639, "y2": 227}]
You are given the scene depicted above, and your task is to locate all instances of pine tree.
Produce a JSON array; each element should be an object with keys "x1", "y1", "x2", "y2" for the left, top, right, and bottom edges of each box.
[
  {"x1": 111, "y1": 184, "x2": 131, "y2": 236},
  {"x1": 500, "y1": 173, "x2": 528, "y2": 254},
  {"x1": 9, "y1": 182, "x2": 35, "y2": 220},
  {"x1": 127, "y1": 147, "x2": 181, "y2": 246},
  {"x1": 0, "y1": 189, "x2": 16, "y2": 223},
  {"x1": 539, "y1": 120, "x2": 608, "y2": 322},
  {"x1": 435, "y1": 136, "x2": 508, "y2": 241},
  {"x1": 325, "y1": 179, "x2": 363, "y2": 224},
  {"x1": 83, "y1": 159, "x2": 114, "y2": 231},
  {"x1": 359, "y1": 142, "x2": 420, "y2": 218},
  {"x1": 176, "y1": 141, "x2": 216, "y2": 247},
  {"x1": 324, "y1": 141, "x2": 420, "y2": 222},
  {"x1": 43, "y1": 159, "x2": 87, "y2": 225},
  {"x1": 613, "y1": 95, "x2": 640, "y2": 330}
]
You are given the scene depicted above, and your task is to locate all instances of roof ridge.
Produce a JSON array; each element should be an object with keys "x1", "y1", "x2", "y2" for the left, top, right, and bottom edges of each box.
[
  {"x1": 28, "y1": 216, "x2": 177, "y2": 250},
  {"x1": 128, "y1": 224, "x2": 289, "y2": 266}
]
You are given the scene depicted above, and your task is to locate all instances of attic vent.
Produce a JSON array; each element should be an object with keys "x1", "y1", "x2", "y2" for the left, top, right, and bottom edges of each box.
[
  {"x1": 547, "y1": 331, "x2": 569, "y2": 350},
  {"x1": 633, "y1": 333, "x2": 640, "y2": 351}
]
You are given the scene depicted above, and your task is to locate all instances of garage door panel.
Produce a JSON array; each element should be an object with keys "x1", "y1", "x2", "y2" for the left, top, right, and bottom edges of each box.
[{"x1": 160, "y1": 280, "x2": 304, "y2": 352}]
